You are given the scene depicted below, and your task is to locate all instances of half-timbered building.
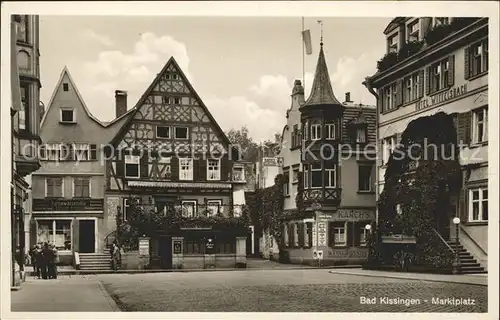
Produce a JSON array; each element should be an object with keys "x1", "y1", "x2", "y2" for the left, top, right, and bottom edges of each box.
[{"x1": 104, "y1": 57, "x2": 248, "y2": 270}]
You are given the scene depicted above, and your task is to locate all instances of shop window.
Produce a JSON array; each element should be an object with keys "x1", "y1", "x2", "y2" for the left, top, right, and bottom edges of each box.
[
  {"x1": 329, "y1": 222, "x2": 347, "y2": 247},
  {"x1": 184, "y1": 238, "x2": 204, "y2": 254},
  {"x1": 36, "y1": 219, "x2": 72, "y2": 251},
  {"x1": 469, "y1": 187, "x2": 488, "y2": 222}
]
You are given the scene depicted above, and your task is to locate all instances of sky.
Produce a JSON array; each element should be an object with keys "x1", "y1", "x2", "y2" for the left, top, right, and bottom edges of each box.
[{"x1": 39, "y1": 16, "x2": 390, "y2": 142}]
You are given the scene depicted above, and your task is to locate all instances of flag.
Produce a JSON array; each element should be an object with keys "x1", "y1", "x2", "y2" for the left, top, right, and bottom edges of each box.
[{"x1": 302, "y1": 29, "x2": 312, "y2": 55}]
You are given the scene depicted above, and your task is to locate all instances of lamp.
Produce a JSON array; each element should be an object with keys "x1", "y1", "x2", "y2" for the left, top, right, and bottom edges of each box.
[{"x1": 452, "y1": 217, "x2": 461, "y2": 274}]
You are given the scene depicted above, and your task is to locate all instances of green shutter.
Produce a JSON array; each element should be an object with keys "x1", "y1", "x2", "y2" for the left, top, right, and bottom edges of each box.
[
  {"x1": 448, "y1": 55, "x2": 455, "y2": 87},
  {"x1": 464, "y1": 47, "x2": 471, "y2": 80}
]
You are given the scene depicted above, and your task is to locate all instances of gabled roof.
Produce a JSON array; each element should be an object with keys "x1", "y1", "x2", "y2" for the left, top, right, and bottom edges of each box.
[
  {"x1": 302, "y1": 43, "x2": 342, "y2": 108},
  {"x1": 110, "y1": 57, "x2": 233, "y2": 150},
  {"x1": 383, "y1": 17, "x2": 406, "y2": 34},
  {"x1": 40, "y1": 66, "x2": 134, "y2": 128}
]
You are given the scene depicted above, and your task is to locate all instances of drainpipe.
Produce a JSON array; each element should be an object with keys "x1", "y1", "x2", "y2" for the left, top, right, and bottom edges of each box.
[{"x1": 362, "y1": 77, "x2": 379, "y2": 227}]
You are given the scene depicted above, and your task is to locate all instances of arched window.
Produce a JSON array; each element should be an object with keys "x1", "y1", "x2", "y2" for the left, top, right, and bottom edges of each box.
[{"x1": 17, "y1": 50, "x2": 30, "y2": 72}]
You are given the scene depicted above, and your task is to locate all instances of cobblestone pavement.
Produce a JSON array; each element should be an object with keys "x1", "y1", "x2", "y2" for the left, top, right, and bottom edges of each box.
[{"x1": 98, "y1": 269, "x2": 487, "y2": 312}]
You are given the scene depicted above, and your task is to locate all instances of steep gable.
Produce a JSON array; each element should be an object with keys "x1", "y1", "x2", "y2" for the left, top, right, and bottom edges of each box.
[{"x1": 111, "y1": 57, "x2": 232, "y2": 155}]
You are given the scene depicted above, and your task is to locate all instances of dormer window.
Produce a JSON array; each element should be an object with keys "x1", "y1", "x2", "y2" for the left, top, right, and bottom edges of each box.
[
  {"x1": 407, "y1": 20, "x2": 420, "y2": 42},
  {"x1": 387, "y1": 33, "x2": 398, "y2": 53},
  {"x1": 60, "y1": 109, "x2": 75, "y2": 123}
]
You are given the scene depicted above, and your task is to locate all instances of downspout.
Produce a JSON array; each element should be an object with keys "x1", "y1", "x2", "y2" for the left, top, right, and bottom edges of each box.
[{"x1": 362, "y1": 77, "x2": 379, "y2": 226}]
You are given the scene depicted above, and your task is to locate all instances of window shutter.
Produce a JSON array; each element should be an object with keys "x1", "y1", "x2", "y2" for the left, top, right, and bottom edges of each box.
[
  {"x1": 171, "y1": 156, "x2": 179, "y2": 180},
  {"x1": 328, "y1": 222, "x2": 335, "y2": 247},
  {"x1": 377, "y1": 140, "x2": 383, "y2": 167},
  {"x1": 72, "y1": 219, "x2": 79, "y2": 253},
  {"x1": 346, "y1": 222, "x2": 354, "y2": 247},
  {"x1": 377, "y1": 89, "x2": 384, "y2": 113},
  {"x1": 198, "y1": 159, "x2": 207, "y2": 181},
  {"x1": 396, "y1": 79, "x2": 403, "y2": 106},
  {"x1": 115, "y1": 151, "x2": 125, "y2": 177},
  {"x1": 307, "y1": 222, "x2": 313, "y2": 248},
  {"x1": 90, "y1": 144, "x2": 97, "y2": 160},
  {"x1": 30, "y1": 219, "x2": 37, "y2": 248},
  {"x1": 140, "y1": 153, "x2": 149, "y2": 178},
  {"x1": 418, "y1": 70, "x2": 424, "y2": 98},
  {"x1": 425, "y1": 67, "x2": 431, "y2": 95},
  {"x1": 459, "y1": 188, "x2": 468, "y2": 223},
  {"x1": 298, "y1": 223, "x2": 304, "y2": 247},
  {"x1": 464, "y1": 47, "x2": 471, "y2": 80},
  {"x1": 221, "y1": 157, "x2": 231, "y2": 181},
  {"x1": 457, "y1": 111, "x2": 472, "y2": 145},
  {"x1": 353, "y1": 222, "x2": 361, "y2": 247},
  {"x1": 448, "y1": 55, "x2": 455, "y2": 87}
]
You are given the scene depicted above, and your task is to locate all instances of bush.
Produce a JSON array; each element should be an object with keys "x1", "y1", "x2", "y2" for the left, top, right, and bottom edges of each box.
[{"x1": 377, "y1": 52, "x2": 399, "y2": 72}]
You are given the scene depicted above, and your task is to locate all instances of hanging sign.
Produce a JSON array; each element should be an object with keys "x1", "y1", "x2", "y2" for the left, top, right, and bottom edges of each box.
[{"x1": 173, "y1": 240, "x2": 182, "y2": 254}]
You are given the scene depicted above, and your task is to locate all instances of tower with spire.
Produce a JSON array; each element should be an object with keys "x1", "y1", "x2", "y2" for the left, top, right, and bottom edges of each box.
[{"x1": 299, "y1": 39, "x2": 345, "y2": 211}]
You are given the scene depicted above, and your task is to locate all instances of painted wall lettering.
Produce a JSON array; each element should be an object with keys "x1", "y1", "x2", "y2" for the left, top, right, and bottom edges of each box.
[{"x1": 416, "y1": 84, "x2": 468, "y2": 111}]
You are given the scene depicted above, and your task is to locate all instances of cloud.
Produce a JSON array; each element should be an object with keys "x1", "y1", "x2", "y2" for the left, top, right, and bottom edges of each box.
[
  {"x1": 80, "y1": 29, "x2": 114, "y2": 47},
  {"x1": 74, "y1": 32, "x2": 380, "y2": 142}
]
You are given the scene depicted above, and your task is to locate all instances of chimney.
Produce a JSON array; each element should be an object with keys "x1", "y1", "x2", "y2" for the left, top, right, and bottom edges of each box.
[
  {"x1": 345, "y1": 92, "x2": 352, "y2": 103},
  {"x1": 115, "y1": 90, "x2": 128, "y2": 118}
]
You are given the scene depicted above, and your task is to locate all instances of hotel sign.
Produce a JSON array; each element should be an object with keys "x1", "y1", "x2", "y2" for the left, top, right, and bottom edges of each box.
[
  {"x1": 416, "y1": 84, "x2": 468, "y2": 111},
  {"x1": 333, "y1": 209, "x2": 375, "y2": 221},
  {"x1": 33, "y1": 198, "x2": 104, "y2": 212}
]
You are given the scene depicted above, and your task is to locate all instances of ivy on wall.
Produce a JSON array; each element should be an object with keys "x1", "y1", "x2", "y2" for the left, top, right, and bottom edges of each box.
[{"x1": 374, "y1": 112, "x2": 462, "y2": 269}]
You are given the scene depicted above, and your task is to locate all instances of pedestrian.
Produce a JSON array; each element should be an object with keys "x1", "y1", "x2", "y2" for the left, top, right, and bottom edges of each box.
[
  {"x1": 41, "y1": 242, "x2": 54, "y2": 279},
  {"x1": 28, "y1": 245, "x2": 37, "y2": 279},
  {"x1": 51, "y1": 244, "x2": 59, "y2": 279},
  {"x1": 111, "y1": 242, "x2": 120, "y2": 271}
]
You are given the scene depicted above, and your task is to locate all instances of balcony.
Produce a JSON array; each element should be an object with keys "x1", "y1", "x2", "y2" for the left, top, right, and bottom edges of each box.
[
  {"x1": 301, "y1": 187, "x2": 342, "y2": 207},
  {"x1": 14, "y1": 134, "x2": 41, "y2": 177}
]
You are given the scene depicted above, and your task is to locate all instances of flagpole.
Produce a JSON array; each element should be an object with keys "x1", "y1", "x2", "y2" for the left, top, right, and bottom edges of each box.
[{"x1": 302, "y1": 17, "x2": 305, "y2": 91}]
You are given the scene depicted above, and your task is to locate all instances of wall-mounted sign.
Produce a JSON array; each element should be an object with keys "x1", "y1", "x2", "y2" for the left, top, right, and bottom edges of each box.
[
  {"x1": 205, "y1": 237, "x2": 215, "y2": 255},
  {"x1": 33, "y1": 198, "x2": 104, "y2": 212},
  {"x1": 317, "y1": 222, "x2": 327, "y2": 246},
  {"x1": 416, "y1": 84, "x2": 468, "y2": 111},
  {"x1": 328, "y1": 249, "x2": 368, "y2": 258},
  {"x1": 138, "y1": 238, "x2": 150, "y2": 256},
  {"x1": 334, "y1": 209, "x2": 375, "y2": 221},
  {"x1": 313, "y1": 250, "x2": 324, "y2": 260},
  {"x1": 173, "y1": 240, "x2": 182, "y2": 254}
]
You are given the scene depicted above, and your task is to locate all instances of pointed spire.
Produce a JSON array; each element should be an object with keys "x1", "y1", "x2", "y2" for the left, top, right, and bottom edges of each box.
[{"x1": 303, "y1": 42, "x2": 342, "y2": 108}]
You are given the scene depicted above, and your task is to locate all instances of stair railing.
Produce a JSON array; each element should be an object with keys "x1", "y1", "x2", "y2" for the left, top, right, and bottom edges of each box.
[
  {"x1": 104, "y1": 230, "x2": 117, "y2": 250},
  {"x1": 432, "y1": 228, "x2": 455, "y2": 253}
]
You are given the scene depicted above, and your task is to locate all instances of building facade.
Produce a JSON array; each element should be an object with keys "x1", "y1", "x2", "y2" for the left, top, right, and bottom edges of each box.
[
  {"x1": 104, "y1": 57, "x2": 249, "y2": 270},
  {"x1": 277, "y1": 42, "x2": 377, "y2": 266},
  {"x1": 30, "y1": 68, "x2": 129, "y2": 265},
  {"x1": 10, "y1": 14, "x2": 43, "y2": 287},
  {"x1": 364, "y1": 17, "x2": 488, "y2": 271}
]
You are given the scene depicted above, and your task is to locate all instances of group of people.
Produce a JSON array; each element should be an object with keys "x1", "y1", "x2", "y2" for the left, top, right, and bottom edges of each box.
[{"x1": 28, "y1": 242, "x2": 59, "y2": 279}]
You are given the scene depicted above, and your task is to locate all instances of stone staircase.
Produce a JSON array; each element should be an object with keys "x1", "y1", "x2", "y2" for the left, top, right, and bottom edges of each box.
[
  {"x1": 446, "y1": 240, "x2": 487, "y2": 274},
  {"x1": 78, "y1": 248, "x2": 111, "y2": 271}
]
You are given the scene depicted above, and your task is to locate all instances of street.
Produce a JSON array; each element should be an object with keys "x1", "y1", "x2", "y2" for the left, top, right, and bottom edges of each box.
[{"x1": 97, "y1": 269, "x2": 487, "y2": 312}]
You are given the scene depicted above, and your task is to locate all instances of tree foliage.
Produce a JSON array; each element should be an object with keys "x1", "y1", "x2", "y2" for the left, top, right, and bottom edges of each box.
[
  {"x1": 375, "y1": 112, "x2": 462, "y2": 269},
  {"x1": 226, "y1": 125, "x2": 283, "y2": 161}
]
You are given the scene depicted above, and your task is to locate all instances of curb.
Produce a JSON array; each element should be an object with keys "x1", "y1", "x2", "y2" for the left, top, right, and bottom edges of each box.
[
  {"x1": 97, "y1": 281, "x2": 121, "y2": 312},
  {"x1": 328, "y1": 270, "x2": 488, "y2": 287}
]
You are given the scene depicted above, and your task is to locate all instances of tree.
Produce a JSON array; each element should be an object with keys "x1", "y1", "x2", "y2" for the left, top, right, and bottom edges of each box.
[{"x1": 226, "y1": 126, "x2": 259, "y2": 161}]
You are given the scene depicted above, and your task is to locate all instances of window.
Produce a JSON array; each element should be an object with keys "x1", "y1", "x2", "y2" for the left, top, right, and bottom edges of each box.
[
  {"x1": 19, "y1": 83, "x2": 30, "y2": 131},
  {"x1": 356, "y1": 127, "x2": 367, "y2": 143},
  {"x1": 184, "y1": 237, "x2": 204, "y2": 254},
  {"x1": 175, "y1": 127, "x2": 189, "y2": 139},
  {"x1": 174, "y1": 97, "x2": 181, "y2": 104},
  {"x1": 292, "y1": 124, "x2": 300, "y2": 148},
  {"x1": 404, "y1": 72, "x2": 420, "y2": 102},
  {"x1": 325, "y1": 165, "x2": 336, "y2": 188},
  {"x1": 74, "y1": 144, "x2": 89, "y2": 161},
  {"x1": 73, "y1": 177, "x2": 90, "y2": 198},
  {"x1": 472, "y1": 108, "x2": 488, "y2": 144},
  {"x1": 324, "y1": 123, "x2": 336, "y2": 140},
  {"x1": 216, "y1": 239, "x2": 236, "y2": 254},
  {"x1": 182, "y1": 200, "x2": 197, "y2": 217},
  {"x1": 360, "y1": 225, "x2": 369, "y2": 246},
  {"x1": 407, "y1": 20, "x2": 420, "y2": 42},
  {"x1": 162, "y1": 96, "x2": 171, "y2": 104},
  {"x1": 233, "y1": 166, "x2": 245, "y2": 181},
  {"x1": 206, "y1": 200, "x2": 222, "y2": 217},
  {"x1": 303, "y1": 121, "x2": 309, "y2": 140},
  {"x1": 382, "y1": 83, "x2": 397, "y2": 112},
  {"x1": 207, "y1": 159, "x2": 221, "y2": 180},
  {"x1": 387, "y1": 33, "x2": 398, "y2": 53},
  {"x1": 36, "y1": 220, "x2": 72, "y2": 251},
  {"x1": 15, "y1": 15, "x2": 28, "y2": 43},
  {"x1": 60, "y1": 109, "x2": 75, "y2": 123},
  {"x1": 430, "y1": 58, "x2": 450, "y2": 93},
  {"x1": 292, "y1": 168, "x2": 299, "y2": 184},
  {"x1": 125, "y1": 155, "x2": 140, "y2": 178},
  {"x1": 46, "y1": 177, "x2": 63, "y2": 197},
  {"x1": 469, "y1": 188, "x2": 488, "y2": 222},
  {"x1": 311, "y1": 162, "x2": 322, "y2": 188},
  {"x1": 46, "y1": 144, "x2": 62, "y2": 161},
  {"x1": 433, "y1": 17, "x2": 449, "y2": 26},
  {"x1": 382, "y1": 136, "x2": 397, "y2": 165},
  {"x1": 470, "y1": 39, "x2": 488, "y2": 77},
  {"x1": 156, "y1": 126, "x2": 170, "y2": 139},
  {"x1": 311, "y1": 124, "x2": 321, "y2": 140},
  {"x1": 303, "y1": 164, "x2": 309, "y2": 188},
  {"x1": 283, "y1": 171, "x2": 290, "y2": 196},
  {"x1": 179, "y1": 158, "x2": 193, "y2": 180},
  {"x1": 331, "y1": 222, "x2": 347, "y2": 246},
  {"x1": 63, "y1": 83, "x2": 69, "y2": 91},
  {"x1": 358, "y1": 164, "x2": 373, "y2": 192}
]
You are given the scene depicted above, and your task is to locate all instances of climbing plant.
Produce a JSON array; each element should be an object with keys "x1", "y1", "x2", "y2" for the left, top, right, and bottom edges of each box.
[{"x1": 375, "y1": 112, "x2": 462, "y2": 269}]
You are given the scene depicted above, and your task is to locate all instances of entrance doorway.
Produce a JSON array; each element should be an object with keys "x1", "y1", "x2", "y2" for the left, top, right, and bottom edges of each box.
[
  {"x1": 79, "y1": 220, "x2": 95, "y2": 253},
  {"x1": 159, "y1": 237, "x2": 173, "y2": 269}
]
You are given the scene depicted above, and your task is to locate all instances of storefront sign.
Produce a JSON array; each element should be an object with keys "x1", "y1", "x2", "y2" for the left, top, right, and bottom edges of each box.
[
  {"x1": 333, "y1": 209, "x2": 375, "y2": 221},
  {"x1": 205, "y1": 237, "x2": 215, "y2": 254},
  {"x1": 138, "y1": 238, "x2": 150, "y2": 256},
  {"x1": 328, "y1": 249, "x2": 368, "y2": 258},
  {"x1": 416, "y1": 84, "x2": 468, "y2": 110},
  {"x1": 33, "y1": 198, "x2": 104, "y2": 212},
  {"x1": 317, "y1": 222, "x2": 327, "y2": 246},
  {"x1": 173, "y1": 240, "x2": 182, "y2": 254}
]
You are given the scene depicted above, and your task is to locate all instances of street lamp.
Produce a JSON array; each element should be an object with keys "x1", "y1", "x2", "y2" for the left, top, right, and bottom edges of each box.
[
  {"x1": 365, "y1": 224, "x2": 372, "y2": 265},
  {"x1": 452, "y1": 217, "x2": 461, "y2": 274}
]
